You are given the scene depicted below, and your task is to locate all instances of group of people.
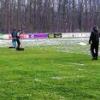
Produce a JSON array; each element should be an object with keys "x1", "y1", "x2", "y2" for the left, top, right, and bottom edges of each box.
[
  {"x1": 89, "y1": 26, "x2": 100, "y2": 60},
  {"x1": 9, "y1": 29, "x2": 24, "y2": 51}
]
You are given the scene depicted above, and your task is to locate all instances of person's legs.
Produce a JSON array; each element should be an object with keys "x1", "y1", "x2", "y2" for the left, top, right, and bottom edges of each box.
[
  {"x1": 16, "y1": 38, "x2": 24, "y2": 51},
  {"x1": 90, "y1": 44, "x2": 95, "y2": 60},
  {"x1": 12, "y1": 39, "x2": 16, "y2": 48},
  {"x1": 94, "y1": 44, "x2": 99, "y2": 60},
  {"x1": 16, "y1": 38, "x2": 20, "y2": 49}
]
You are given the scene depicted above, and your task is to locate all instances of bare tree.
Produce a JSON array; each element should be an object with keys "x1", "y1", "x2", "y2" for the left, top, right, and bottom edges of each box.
[{"x1": 0, "y1": 0, "x2": 100, "y2": 33}]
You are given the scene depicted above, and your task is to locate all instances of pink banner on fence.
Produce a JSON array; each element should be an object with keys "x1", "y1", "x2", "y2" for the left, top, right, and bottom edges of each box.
[
  {"x1": 34, "y1": 33, "x2": 48, "y2": 39},
  {"x1": 8, "y1": 33, "x2": 29, "y2": 39}
]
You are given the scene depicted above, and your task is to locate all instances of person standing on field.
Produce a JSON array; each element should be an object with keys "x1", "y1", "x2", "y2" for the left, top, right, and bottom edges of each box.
[
  {"x1": 16, "y1": 30, "x2": 24, "y2": 51},
  {"x1": 10, "y1": 29, "x2": 17, "y2": 48},
  {"x1": 16, "y1": 30, "x2": 21, "y2": 50},
  {"x1": 89, "y1": 26, "x2": 100, "y2": 60}
]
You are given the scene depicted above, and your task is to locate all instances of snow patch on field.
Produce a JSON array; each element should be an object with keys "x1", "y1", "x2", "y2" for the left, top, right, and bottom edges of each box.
[
  {"x1": 0, "y1": 38, "x2": 89, "y2": 47},
  {"x1": 34, "y1": 78, "x2": 41, "y2": 82},
  {"x1": 51, "y1": 76, "x2": 64, "y2": 80},
  {"x1": 71, "y1": 63, "x2": 85, "y2": 66},
  {"x1": 51, "y1": 75, "x2": 85, "y2": 80},
  {"x1": 78, "y1": 42, "x2": 87, "y2": 46},
  {"x1": 78, "y1": 68, "x2": 85, "y2": 71}
]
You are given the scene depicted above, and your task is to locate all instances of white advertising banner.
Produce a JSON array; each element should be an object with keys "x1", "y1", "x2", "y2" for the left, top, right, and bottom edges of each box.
[{"x1": 62, "y1": 33, "x2": 90, "y2": 38}]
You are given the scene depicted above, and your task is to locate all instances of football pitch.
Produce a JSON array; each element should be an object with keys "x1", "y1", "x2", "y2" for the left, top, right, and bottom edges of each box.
[{"x1": 0, "y1": 38, "x2": 100, "y2": 100}]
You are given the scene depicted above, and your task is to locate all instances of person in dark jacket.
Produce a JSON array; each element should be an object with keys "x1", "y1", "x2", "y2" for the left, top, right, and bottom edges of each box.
[
  {"x1": 89, "y1": 26, "x2": 100, "y2": 60},
  {"x1": 10, "y1": 29, "x2": 24, "y2": 51},
  {"x1": 16, "y1": 30, "x2": 24, "y2": 51}
]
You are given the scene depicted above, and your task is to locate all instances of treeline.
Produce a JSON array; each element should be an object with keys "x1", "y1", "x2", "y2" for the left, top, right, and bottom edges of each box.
[{"x1": 0, "y1": 0, "x2": 100, "y2": 33}]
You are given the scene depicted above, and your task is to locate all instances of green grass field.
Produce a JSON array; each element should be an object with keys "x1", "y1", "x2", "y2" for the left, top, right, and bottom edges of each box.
[{"x1": 0, "y1": 46, "x2": 100, "y2": 100}]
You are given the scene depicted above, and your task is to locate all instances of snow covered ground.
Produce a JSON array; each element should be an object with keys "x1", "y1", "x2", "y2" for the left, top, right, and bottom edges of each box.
[
  {"x1": 0, "y1": 38, "x2": 91, "y2": 54},
  {"x1": 0, "y1": 38, "x2": 89, "y2": 47}
]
